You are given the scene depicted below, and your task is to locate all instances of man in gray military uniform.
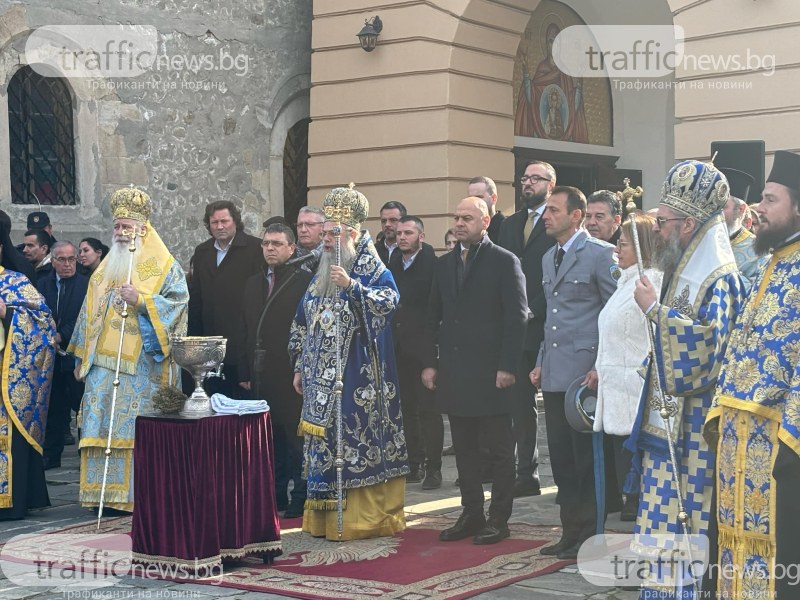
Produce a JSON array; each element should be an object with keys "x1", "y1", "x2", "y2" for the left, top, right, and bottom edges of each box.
[{"x1": 530, "y1": 185, "x2": 617, "y2": 560}]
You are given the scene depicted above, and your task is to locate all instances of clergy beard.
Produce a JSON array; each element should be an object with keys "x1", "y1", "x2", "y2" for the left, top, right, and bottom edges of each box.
[
  {"x1": 522, "y1": 189, "x2": 548, "y2": 210},
  {"x1": 653, "y1": 228, "x2": 684, "y2": 278},
  {"x1": 317, "y1": 237, "x2": 357, "y2": 298},
  {"x1": 104, "y1": 238, "x2": 142, "y2": 284},
  {"x1": 754, "y1": 220, "x2": 799, "y2": 255}
]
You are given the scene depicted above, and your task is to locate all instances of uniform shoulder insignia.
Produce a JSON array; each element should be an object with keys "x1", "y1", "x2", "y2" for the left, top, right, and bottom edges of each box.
[{"x1": 610, "y1": 265, "x2": 622, "y2": 281}]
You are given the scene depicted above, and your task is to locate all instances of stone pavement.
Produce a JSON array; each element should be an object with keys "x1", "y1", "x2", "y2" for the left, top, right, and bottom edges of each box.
[{"x1": 0, "y1": 411, "x2": 638, "y2": 600}]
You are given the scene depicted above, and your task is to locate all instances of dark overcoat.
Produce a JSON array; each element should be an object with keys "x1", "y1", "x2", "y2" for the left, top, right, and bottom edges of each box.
[
  {"x1": 188, "y1": 230, "x2": 263, "y2": 367},
  {"x1": 424, "y1": 235, "x2": 528, "y2": 417},
  {"x1": 239, "y1": 264, "x2": 312, "y2": 433},
  {"x1": 497, "y1": 207, "x2": 556, "y2": 354}
]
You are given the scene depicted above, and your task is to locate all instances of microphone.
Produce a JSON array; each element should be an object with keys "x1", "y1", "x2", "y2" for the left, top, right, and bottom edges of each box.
[{"x1": 285, "y1": 247, "x2": 321, "y2": 267}]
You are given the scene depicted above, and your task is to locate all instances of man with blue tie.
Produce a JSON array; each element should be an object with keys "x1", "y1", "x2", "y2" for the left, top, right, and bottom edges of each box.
[{"x1": 36, "y1": 241, "x2": 89, "y2": 470}]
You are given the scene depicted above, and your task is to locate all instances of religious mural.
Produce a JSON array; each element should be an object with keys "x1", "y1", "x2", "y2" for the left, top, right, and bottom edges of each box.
[{"x1": 513, "y1": 0, "x2": 612, "y2": 146}]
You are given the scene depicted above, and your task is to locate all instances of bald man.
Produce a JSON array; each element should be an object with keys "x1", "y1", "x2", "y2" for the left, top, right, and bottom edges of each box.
[{"x1": 423, "y1": 197, "x2": 528, "y2": 545}]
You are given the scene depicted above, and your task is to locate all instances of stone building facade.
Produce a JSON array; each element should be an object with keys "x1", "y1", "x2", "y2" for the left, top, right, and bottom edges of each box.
[{"x1": 0, "y1": 0, "x2": 312, "y2": 264}]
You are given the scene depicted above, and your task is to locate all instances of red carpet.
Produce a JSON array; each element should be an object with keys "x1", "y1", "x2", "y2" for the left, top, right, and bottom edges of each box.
[{"x1": 1, "y1": 514, "x2": 570, "y2": 600}]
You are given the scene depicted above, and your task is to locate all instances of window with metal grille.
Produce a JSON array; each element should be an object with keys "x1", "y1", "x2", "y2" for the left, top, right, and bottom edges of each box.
[{"x1": 7, "y1": 66, "x2": 77, "y2": 205}]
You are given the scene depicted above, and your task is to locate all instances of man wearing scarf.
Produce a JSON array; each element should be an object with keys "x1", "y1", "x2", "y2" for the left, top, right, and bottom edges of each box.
[
  {"x1": 289, "y1": 185, "x2": 408, "y2": 540},
  {"x1": 627, "y1": 160, "x2": 747, "y2": 599},
  {"x1": 69, "y1": 188, "x2": 188, "y2": 512},
  {"x1": 0, "y1": 262, "x2": 56, "y2": 520},
  {"x1": 705, "y1": 151, "x2": 800, "y2": 599}
]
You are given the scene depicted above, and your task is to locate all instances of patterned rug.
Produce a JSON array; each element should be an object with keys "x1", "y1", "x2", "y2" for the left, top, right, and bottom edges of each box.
[{"x1": 1, "y1": 514, "x2": 570, "y2": 600}]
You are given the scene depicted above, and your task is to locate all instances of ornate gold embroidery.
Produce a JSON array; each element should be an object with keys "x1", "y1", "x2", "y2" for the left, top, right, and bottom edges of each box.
[
  {"x1": 136, "y1": 257, "x2": 162, "y2": 280},
  {"x1": 670, "y1": 284, "x2": 692, "y2": 316}
]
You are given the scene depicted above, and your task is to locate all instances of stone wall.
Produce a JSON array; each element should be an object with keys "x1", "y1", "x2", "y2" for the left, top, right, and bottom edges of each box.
[{"x1": 0, "y1": 0, "x2": 312, "y2": 265}]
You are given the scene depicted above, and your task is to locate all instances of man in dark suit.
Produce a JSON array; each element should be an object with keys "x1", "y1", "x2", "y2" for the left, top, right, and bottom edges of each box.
[
  {"x1": 530, "y1": 186, "x2": 617, "y2": 559},
  {"x1": 375, "y1": 201, "x2": 407, "y2": 266},
  {"x1": 423, "y1": 197, "x2": 528, "y2": 545},
  {"x1": 239, "y1": 223, "x2": 312, "y2": 517},
  {"x1": 468, "y1": 176, "x2": 505, "y2": 242},
  {"x1": 188, "y1": 200, "x2": 263, "y2": 398},
  {"x1": 497, "y1": 160, "x2": 558, "y2": 498},
  {"x1": 389, "y1": 216, "x2": 443, "y2": 489},
  {"x1": 586, "y1": 190, "x2": 622, "y2": 246},
  {"x1": 36, "y1": 241, "x2": 88, "y2": 469}
]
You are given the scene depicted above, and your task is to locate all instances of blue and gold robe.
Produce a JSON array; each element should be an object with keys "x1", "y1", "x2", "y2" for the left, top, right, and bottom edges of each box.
[
  {"x1": 289, "y1": 231, "x2": 409, "y2": 539},
  {"x1": 0, "y1": 267, "x2": 56, "y2": 512},
  {"x1": 705, "y1": 238, "x2": 800, "y2": 599},
  {"x1": 69, "y1": 229, "x2": 188, "y2": 511},
  {"x1": 625, "y1": 216, "x2": 746, "y2": 598}
]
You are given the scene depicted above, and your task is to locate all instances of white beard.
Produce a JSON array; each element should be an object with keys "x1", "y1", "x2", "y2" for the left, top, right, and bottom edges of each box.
[
  {"x1": 316, "y1": 237, "x2": 357, "y2": 298},
  {"x1": 104, "y1": 238, "x2": 142, "y2": 284}
]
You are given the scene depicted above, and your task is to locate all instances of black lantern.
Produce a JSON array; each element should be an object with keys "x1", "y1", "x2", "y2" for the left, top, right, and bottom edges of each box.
[{"x1": 357, "y1": 16, "x2": 383, "y2": 52}]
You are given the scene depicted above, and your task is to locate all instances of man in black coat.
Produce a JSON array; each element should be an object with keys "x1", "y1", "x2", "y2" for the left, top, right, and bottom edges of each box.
[
  {"x1": 36, "y1": 241, "x2": 88, "y2": 469},
  {"x1": 375, "y1": 201, "x2": 407, "y2": 266},
  {"x1": 239, "y1": 223, "x2": 312, "y2": 518},
  {"x1": 389, "y1": 216, "x2": 443, "y2": 489},
  {"x1": 423, "y1": 197, "x2": 528, "y2": 545},
  {"x1": 497, "y1": 160, "x2": 557, "y2": 497},
  {"x1": 188, "y1": 201, "x2": 263, "y2": 398}
]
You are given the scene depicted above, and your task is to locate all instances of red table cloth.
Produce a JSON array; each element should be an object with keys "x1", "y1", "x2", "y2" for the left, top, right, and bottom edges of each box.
[{"x1": 131, "y1": 412, "x2": 281, "y2": 573}]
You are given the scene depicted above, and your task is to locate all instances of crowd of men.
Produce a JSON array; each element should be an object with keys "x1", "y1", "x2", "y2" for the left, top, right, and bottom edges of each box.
[{"x1": 0, "y1": 148, "x2": 798, "y2": 598}]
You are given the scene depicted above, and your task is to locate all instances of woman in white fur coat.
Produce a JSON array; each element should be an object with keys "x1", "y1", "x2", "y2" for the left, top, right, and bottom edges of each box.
[{"x1": 593, "y1": 214, "x2": 662, "y2": 521}]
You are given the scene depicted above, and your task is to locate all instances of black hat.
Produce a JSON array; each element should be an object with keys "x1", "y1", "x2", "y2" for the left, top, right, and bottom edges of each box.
[
  {"x1": 767, "y1": 151, "x2": 800, "y2": 193},
  {"x1": 719, "y1": 168, "x2": 756, "y2": 202},
  {"x1": 26, "y1": 211, "x2": 51, "y2": 229},
  {"x1": 262, "y1": 215, "x2": 287, "y2": 229}
]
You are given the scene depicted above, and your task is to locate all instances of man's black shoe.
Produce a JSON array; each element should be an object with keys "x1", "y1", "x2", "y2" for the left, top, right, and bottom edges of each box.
[
  {"x1": 439, "y1": 512, "x2": 486, "y2": 542},
  {"x1": 513, "y1": 479, "x2": 542, "y2": 498},
  {"x1": 43, "y1": 456, "x2": 61, "y2": 470},
  {"x1": 557, "y1": 541, "x2": 582, "y2": 560},
  {"x1": 407, "y1": 465, "x2": 426, "y2": 484},
  {"x1": 540, "y1": 537, "x2": 578, "y2": 556},
  {"x1": 421, "y1": 470, "x2": 442, "y2": 490},
  {"x1": 63, "y1": 433, "x2": 76, "y2": 446},
  {"x1": 473, "y1": 521, "x2": 510, "y2": 545},
  {"x1": 621, "y1": 494, "x2": 639, "y2": 522}
]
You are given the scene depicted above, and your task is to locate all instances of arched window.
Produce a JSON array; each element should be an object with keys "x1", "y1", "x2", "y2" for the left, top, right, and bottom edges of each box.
[{"x1": 7, "y1": 66, "x2": 77, "y2": 205}]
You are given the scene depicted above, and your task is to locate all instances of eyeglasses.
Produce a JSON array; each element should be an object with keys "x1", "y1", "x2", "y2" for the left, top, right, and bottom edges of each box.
[
  {"x1": 654, "y1": 216, "x2": 685, "y2": 227},
  {"x1": 297, "y1": 222, "x2": 324, "y2": 229},
  {"x1": 54, "y1": 256, "x2": 78, "y2": 264},
  {"x1": 520, "y1": 175, "x2": 552, "y2": 184}
]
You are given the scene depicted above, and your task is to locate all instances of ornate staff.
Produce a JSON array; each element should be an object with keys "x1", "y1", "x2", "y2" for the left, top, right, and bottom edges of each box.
[
  {"x1": 97, "y1": 221, "x2": 141, "y2": 530},
  {"x1": 622, "y1": 180, "x2": 698, "y2": 593},
  {"x1": 330, "y1": 185, "x2": 356, "y2": 540}
]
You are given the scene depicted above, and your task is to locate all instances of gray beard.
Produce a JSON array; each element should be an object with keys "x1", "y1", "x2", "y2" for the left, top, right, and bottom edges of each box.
[
  {"x1": 653, "y1": 229, "x2": 684, "y2": 279},
  {"x1": 317, "y1": 238, "x2": 357, "y2": 298},
  {"x1": 104, "y1": 239, "x2": 142, "y2": 284}
]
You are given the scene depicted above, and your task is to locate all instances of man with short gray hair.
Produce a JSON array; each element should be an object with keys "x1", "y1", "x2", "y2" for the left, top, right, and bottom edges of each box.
[
  {"x1": 468, "y1": 176, "x2": 505, "y2": 241},
  {"x1": 36, "y1": 241, "x2": 89, "y2": 469}
]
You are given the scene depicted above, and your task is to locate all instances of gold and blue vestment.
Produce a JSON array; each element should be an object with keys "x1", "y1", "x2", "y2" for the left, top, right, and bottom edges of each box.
[
  {"x1": 625, "y1": 217, "x2": 746, "y2": 598},
  {"x1": 730, "y1": 227, "x2": 768, "y2": 292},
  {"x1": 289, "y1": 232, "x2": 409, "y2": 539},
  {"x1": 705, "y1": 238, "x2": 800, "y2": 599},
  {"x1": 0, "y1": 267, "x2": 56, "y2": 509},
  {"x1": 68, "y1": 230, "x2": 188, "y2": 511}
]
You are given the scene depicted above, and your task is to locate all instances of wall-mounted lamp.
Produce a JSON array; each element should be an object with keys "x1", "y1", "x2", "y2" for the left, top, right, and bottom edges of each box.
[{"x1": 357, "y1": 16, "x2": 383, "y2": 52}]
